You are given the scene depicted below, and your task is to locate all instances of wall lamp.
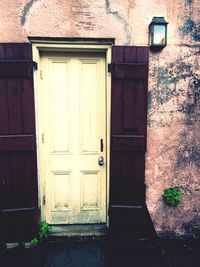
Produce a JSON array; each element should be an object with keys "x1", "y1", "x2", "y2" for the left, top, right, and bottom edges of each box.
[{"x1": 149, "y1": 17, "x2": 168, "y2": 50}]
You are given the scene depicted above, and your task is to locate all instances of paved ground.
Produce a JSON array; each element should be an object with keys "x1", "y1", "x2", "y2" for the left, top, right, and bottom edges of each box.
[{"x1": 0, "y1": 238, "x2": 199, "y2": 267}]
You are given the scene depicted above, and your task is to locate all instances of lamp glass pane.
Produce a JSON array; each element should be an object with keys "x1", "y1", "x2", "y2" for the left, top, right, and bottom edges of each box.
[{"x1": 153, "y1": 25, "x2": 166, "y2": 45}]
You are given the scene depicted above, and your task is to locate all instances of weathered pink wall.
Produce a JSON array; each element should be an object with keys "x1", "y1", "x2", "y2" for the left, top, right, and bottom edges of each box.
[{"x1": 0, "y1": 0, "x2": 199, "y2": 237}]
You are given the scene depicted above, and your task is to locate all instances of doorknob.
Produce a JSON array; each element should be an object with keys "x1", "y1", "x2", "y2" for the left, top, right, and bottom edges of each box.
[{"x1": 98, "y1": 156, "x2": 104, "y2": 166}]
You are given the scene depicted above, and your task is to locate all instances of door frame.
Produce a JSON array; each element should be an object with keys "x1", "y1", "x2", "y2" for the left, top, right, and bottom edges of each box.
[{"x1": 31, "y1": 38, "x2": 113, "y2": 229}]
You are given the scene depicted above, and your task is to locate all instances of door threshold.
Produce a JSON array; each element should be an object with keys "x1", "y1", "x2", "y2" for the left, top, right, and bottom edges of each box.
[{"x1": 49, "y1": 224, "x2": 108, "y2": 237}]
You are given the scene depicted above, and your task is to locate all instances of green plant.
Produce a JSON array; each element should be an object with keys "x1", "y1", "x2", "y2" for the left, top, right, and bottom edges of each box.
[
  {"x1": 30, "y1": 237, "x2": 40, "y2": 246},
  {"x1": 30, "y1": 221, "x2": 50, "y2": 246},
  {"x1": 163, "y1": 187, "x2": 182, "y2": 206}
]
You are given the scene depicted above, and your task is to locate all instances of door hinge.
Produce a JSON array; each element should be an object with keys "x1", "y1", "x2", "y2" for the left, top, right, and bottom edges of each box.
[
  {"x1": 43, "y1": 195, "x2": 46, "y2": 205},
  {"x1": 108, "y1": 63, "x2": 113, "y2": 73},
  {"x1": 42, "y1": 132, "x2": 45, "y2": 143},
  {"x1": 40, "y1": 70, "x2": 43, "y2": 80},
  {"x1": 33, "y1": 61, "x2": 38, "y2": 70}
]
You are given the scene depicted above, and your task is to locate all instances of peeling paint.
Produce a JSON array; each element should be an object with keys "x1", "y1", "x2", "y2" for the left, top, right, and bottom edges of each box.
[
  {"x1": 149, "y1": 54, "x2": 200, "y2": 113},
  {"x1": 177, "y1": 62, "x2": 193, "y2": 79},
  {"x1": 21, "y1": 0, "x2": 39, "y2": 26},
  {"x1": 180, "y1": 17, "x2": 195, "y2": 35},
  {"x1": 149, "y1": 64, "x2": 177, "y2": 110},
  {"x1": 176, "y1": 145, "x2": 200, "y2": 168},
  {"x1": 185, "y1": 0, "x2": 194, "y2": 5},
  {"x1": 177, "y1": 103, "x2": 196, "y2": 114},
  {"x1": 179, "y1": 17, "x2": 200, "y2": 42},
  {"x1": 153, "y1": 66, "x2": 176, "y2": 105},
  {"x1": 180, "y1": 131, "x2": 187, "y2": 143},
  {"x1": 104, "y1": 0, "x2": 131, "y2": 45}
]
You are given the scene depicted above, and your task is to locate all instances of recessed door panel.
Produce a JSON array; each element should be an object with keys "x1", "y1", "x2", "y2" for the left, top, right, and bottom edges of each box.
[
  {"x1": 80, "y1": 171, "x2": 100, "y2": 210},
  {"x1": 51, "y1": 171, "x2": 72, "y2": 211},
  {"x1": 79, "y1": 59, "x2": 100, "y2": 154},
  {"x1": 49, "y1": 60, "x2": 71, "y2": 153}
]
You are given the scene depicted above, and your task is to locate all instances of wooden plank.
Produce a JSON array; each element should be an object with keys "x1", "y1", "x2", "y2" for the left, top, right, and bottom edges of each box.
[
  {"x1": 0, "y1": 45, "x2": 6, "y2": 59},
  {"x1": 5, "y1": 43, "x2": 19, "y2": 59},
  {"x1": 7, "y1": 80, "x2": 22, "y2": 133},
  {"x1": 111, "y1": 80, "x2": 122, "y2": 133},
  {"x1": 136, "y1": 47, "x2": 149, "y2": 63},
  {"x1": 0, "y1": 209, "x2": 38, "y2": 242},
  {"x1": 111, "y1": 135, "x2": 145, "y2": 151},
  {"x1": 22, "y1": 79, "x2": 36, "y2": 133},
  {"x1": 0, "y1": 60, "x2": 32, "y2": 78},
  {"x1": 0, "y1": 153, "x2": 12, "y2": 209},
  {"x1": 135, "y1": 81, "x2": 147, "y2": 135},
  {"x1": 124, "y1": 46, "x2": 137, "y2": 62},
  {"x1": 22, "y1": 152, "x2": 38, "y2": 207},
  {"x1": 122, "y1": 81, "x2": 137, "y2": 130},
  {"x1": 0, "y1": 152, "x2": 37, "y2": 210},
  {"x1": 112, "y1": 63, "x2": 147, "y2": 80},
  {"x1": 0, "y1": 135, "x2": 34, "y2": 151},
  {"x1": 18, "y1": 43, "x2": 32, "y2": 60},
  {"x1": 110, "y1": 151, "x2": 145, "y2": 205},
  {"x1": 0, "y1": 80, "x2": 9, "y2": 134},
  {"x1": 112, "y1": 46, "x2": 124, "y2": 62}
]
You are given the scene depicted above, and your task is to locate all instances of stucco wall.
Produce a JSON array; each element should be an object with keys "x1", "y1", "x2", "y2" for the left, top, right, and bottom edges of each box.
[{"x1": 0, "y1": 0, "x2": 199, "y2": 238}]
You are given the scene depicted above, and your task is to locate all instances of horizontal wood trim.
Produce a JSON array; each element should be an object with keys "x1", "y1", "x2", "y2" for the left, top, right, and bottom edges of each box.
[
  {"x1": 112, "y1": 63, "x2": 147, "y2": 80},
  {"x1": 0, "y1": 135, "x2": 34, "y2": 151},
  {"x1": 0, "y1": 60, "x2": 32, "y2": 78},
  {"x1": 111, "y1": 134, "x2": 145, "y2": 151},
  {"x1": 0, "y1": 208, "x2": 38, "y2": 222},
  {"x1": 29, "y1": 36, "x2": 115, "y2": 45},
  {"x1": 110, "y1": 205, "x2": 143, "y2": 209},
  {"x1": 0, "y1": 207, "x2": 36, "y2": 212}
]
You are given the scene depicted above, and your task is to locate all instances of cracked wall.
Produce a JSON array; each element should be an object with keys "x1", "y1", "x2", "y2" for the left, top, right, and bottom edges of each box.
[
  {"x1": 147, "y1": 45, "x2": 200, "y2": 238},
  {"x1": 0, "y1": 0, "x2": 199, "y2": 238}
]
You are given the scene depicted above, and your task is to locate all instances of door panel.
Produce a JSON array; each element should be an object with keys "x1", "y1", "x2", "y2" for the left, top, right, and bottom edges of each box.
[
  {"x1": 50, "y1": 60, "x2": 71, "y2": 153},
  {"x1": 40, "y1": 53, "x2": 106, "y2": 225},
  {"x1": 80, "y1": 171, "x2": 100, "y2": 210},
  {"x1": 51, "y1": 171, "x2": 72, "y2": 211},
  {"x1": 79, "y1": 58, "x2": 102, "y2": 154}
]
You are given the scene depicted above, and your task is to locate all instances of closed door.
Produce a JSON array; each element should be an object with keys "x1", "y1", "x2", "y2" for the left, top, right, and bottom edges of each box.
[{"x1": 40, "y1": 52, "x2": 106, "y2": 224}]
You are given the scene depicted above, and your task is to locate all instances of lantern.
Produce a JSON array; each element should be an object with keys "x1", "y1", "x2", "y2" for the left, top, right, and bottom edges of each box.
[{"x1": 149, "y1": 17, "x2": 168, "y2": 49}]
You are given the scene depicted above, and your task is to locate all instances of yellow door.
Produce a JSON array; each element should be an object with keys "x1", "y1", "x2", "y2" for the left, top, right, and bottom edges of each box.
[{"x1": 40, "y1": 52, "x2": 106, "y2": 224}]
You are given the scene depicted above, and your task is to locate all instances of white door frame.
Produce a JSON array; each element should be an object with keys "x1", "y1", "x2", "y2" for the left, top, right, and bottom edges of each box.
[{"x1": 31, "y1": 39, "x2": 112, "y2": 228}]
